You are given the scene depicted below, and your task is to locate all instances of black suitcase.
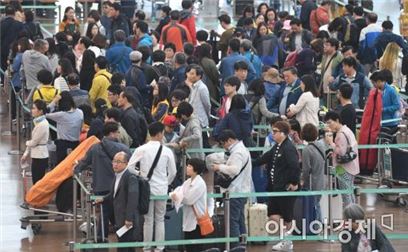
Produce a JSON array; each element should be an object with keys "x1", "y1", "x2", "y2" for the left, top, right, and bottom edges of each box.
[
  {"x1": 391, "y1": 148, "x2": 408, "y2": 182},
  {"x1": 56, "y1": 177, "x2": 74, "y2": 212}
]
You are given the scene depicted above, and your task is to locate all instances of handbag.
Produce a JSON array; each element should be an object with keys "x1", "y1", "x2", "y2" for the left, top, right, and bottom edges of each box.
[
  {"x1": 192, "y1": 202, "x2": 214, "y2": 236},
  {"x1": 336, "y1": 132, "x2": 357, "y2": 164},
  {"x1": 216, "y1": 158, "x2": 249, "y2": 189}
]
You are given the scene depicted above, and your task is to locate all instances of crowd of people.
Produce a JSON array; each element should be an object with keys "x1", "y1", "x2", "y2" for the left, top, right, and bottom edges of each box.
[{"x1": 1, "y1": 0, "x2": 405, "y2": 251}]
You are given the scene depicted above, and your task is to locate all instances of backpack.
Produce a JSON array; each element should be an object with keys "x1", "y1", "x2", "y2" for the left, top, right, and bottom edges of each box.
[
  {"x1": 284, "y1": 50, "x2": 299, "y2": 68},
  {"x1": 137, "y1": 145, "x2": 163, "y2": 215},
  {"x1": 161, "y1": 23, "x2": 188, "y2": 45}
]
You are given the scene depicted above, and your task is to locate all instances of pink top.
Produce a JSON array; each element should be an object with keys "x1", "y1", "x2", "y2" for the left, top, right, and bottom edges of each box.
[{"x1": 332, "y1": 125, "x2": 360, "y2": 175}]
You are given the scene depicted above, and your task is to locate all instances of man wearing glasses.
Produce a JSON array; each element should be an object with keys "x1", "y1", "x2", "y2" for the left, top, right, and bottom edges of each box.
[
  {"x1": 254, "y1": 121, "x2": 301, "y2": 251},
  {"x1": 75, "y1": 122, "x2": 131, "y2": 241}
]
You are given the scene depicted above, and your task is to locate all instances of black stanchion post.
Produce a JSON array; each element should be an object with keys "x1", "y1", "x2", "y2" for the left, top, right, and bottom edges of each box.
[
  {"x1": 354, "y1": 186, "x2": 361, "y2": 205},
  {"x1": 68, "y1": 241, "x2": 75, "y2": 252},
  {"x1": 73, "y1": 177, "x2": 78, "y2": 243},
  {"x1": 8, "y1": 95, "x2": 23, "y2": 155},
  {"x1": 86, "y1": 194, "x2": 92, "y2": 240},
  {"x1": 224, "y1": 190, "x2": 230, "y2": 251}
]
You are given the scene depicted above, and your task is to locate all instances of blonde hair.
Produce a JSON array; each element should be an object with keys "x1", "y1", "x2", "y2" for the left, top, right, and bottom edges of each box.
[{"x1": 379, "y1": 42, "x2": 400, "y2": 72}]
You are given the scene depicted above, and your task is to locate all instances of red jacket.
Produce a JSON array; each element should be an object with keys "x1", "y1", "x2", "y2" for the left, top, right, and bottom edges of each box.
[
  {"x1": 160, "y1": 22, "x2": 193, "y2": 52},
  {"x1": 179, "y1": 11, "x2": 197, "y2": 45},
  {"x1": 310, "y1": 6, "x2": 330, "y2": 34}
]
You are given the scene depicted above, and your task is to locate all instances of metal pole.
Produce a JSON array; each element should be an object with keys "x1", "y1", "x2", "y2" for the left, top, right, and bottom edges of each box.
[
  {"x1": 86, "y1": 194, "x2": 92, "y2": 240},
  {"x1": 8, "y1": 96, "x2": 22, "y2": 155},
  {"x1": 58, "y1": 5, "x2": 62, "y2": 24},
  {"x1": 68, "y1": 241, "x2": 75, "y2": 252},
  {"x1": 84, "y1": 1, "x2": 89, "y2": 21},
  {"x1": 354, "y1": 186, "x2": 361, "y2": 205},
  {"x1": 100, "y1": 204, "x2": 105, "y2": 241},
  {"x1": 182, "y1": 149, "x2": 187, "y2": 182},
  {"x1": 2, "y1": 76, "x2": 13, "y2": 136},
  {"x1": 93, "y1": 203, "x2": 97, "y2": 242},
  {"x1": 328, "y1": 169, "x2": 333, "y2": 237},
  {"x1": 224, "y1": 191, "x2": 230, "y2": 251},
  {"x1": 73, "y1": 178, "x2": 78, "y2": 243}
]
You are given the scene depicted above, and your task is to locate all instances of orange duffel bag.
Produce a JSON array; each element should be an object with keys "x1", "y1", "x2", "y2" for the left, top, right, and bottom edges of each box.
[{"x1": 25, "y1": 136, "x2": 100, "y2": 208}]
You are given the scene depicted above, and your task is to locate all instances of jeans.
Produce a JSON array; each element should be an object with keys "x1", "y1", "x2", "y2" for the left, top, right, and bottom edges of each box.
[
  {"x1": 143, "y1": 200, "x2": 166, "y2": 252},
  {"x1": 338, "y1": 172, "x2": 355, "y2": 207},
  {"x1": 230, "y1": 198, "x2": 247, "y2": 247}
]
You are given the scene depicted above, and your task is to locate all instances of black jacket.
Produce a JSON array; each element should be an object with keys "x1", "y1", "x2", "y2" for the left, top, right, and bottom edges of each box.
[
  {"x1": 0, "y1": 17, "x2": 24, "y2": 64},
  {"x1": 121, "y1": 106, "x2": 147, "y2": 148},
  {"x1": 288, "y1": 29, "x2": 313, "y2": 52},
  {"x1": 300, "y1": 0, "x2": 317, "y2": 30},
  {"x1": 107, "y1": 169, "x2": 141, "y2": 240},
  {"x1": 254, "y1": 137, "x2": 300, "y2": 191}
]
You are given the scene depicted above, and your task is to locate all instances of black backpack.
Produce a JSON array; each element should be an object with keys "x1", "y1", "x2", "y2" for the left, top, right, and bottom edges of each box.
[{"x1": 137, "y1": 145, "x2": 163, "y2": 215}]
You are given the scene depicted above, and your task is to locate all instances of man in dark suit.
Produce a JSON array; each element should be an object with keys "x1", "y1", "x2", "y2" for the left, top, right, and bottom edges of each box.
[{"x1": 100, "y1": 151, "x2": 140, "y2": 252}]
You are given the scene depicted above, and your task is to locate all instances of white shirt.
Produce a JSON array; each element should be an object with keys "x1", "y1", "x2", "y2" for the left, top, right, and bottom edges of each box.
[
  {"x1": 289, "y1": 91, "x2": 320, "y2": 128},
  {"x1": 54, "y1": 76, "x2": 70, "y2": 92},
  {"x1": 207, "y1": 141, "x2": 252, "y2": 193},
  {"x1": 114, "y1": 168, "x2": 127, "y2": 197},
  {"x1": 127, "y1": 141, "x2": 177, "y2": 195},
  {"x1": 172, "y1": 175, "x2": 207, "y2": 232}
]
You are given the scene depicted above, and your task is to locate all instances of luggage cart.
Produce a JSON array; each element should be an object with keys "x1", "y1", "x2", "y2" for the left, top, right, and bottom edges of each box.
[
  {"x1": 19, "y1": 171, "x2": 92, "y2": 235},
  {"x1": 376, "y1": 129, "x2": 408, "y2": 207}
]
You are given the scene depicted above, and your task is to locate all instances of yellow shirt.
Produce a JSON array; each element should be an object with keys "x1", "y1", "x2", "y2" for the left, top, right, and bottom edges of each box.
[
  {"x1": 32, "y1": 85, "x2": 59, "y2": 104},
  {"x1": 89, "y1": 69, "x2": 112, "y2": 111}
]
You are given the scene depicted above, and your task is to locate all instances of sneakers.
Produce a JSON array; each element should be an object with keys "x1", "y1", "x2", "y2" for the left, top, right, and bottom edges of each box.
[{"x1": 272, "y1": 240, "x2": 293, "y2": 251}]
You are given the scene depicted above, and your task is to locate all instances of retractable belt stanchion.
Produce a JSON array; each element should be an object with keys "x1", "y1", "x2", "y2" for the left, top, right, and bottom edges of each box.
[
  {"x1": 8, "y1": 93, "x2": 23, "y2": 155},
  {"x1": 224, "y1": 191, "x2": 231, "y2": 251},
  {"x1": 73, "y1": 178, "x2": 78, "y2": 243}
]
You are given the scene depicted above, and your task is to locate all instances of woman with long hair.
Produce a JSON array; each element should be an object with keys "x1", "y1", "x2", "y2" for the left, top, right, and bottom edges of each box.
[
  {"x1": 59, "y1": 6, "x2": 80, "y2": 33},
  {"x1": 46, "y1": 37, "x2": 59, "y2": 73},
  {"x1": 54, "y1": 58, "x2": 74, "y2": 92},
  {"x1": 22, "y1": 100, "x2": 50, "y2": 185},
  {"x1": 85, "y1": 22, "x2": 101, "y2": 40},
  {"x1": 265, "y1": 8, "x2": 277, "y2": 32},
  {"x1": 79, "y1": 49, "x2": 96, "y2": 91},
  {"x1": 254, "y1": 13, "x2": 266, "y2": 28},
  {"x1": 253, "y1": 22, "x2": 284, "y2": 67},
  {"x1": 89, "y1": 34, "x2": 107, "y2": 57},
  {"x1": 212, "y1": 94, "x2": 254, "y2": 146},
  {"x1": 379, "y1": 42, "x2": 403, "y2": 88},
  {"x1": 151, "y1": 77, "x2": 170, "y2": 122},
  {"x1": 237, "y1": 5, "x2": 255, "y2": 27},
  {"x1": 257, "y1": 3, "x2": 269, "y2": 16},
  {"x1": 287, "y1": 74, "x2": 320, "y2": 127}
]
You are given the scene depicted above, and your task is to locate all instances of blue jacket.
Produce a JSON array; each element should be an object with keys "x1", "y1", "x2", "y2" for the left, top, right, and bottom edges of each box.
[
  {"x1": 212, "y1": 109, "x2": 253, "y2": 141},
  {"x1": 381, "y1": 83, "x2": 400, "y2": 127},
  {"x1": 171, "y1": 65, "x2": 186, "y2": 92},
  {"x1": 243, "y1": 51, "x2": 262, "y2": 78},
  {"x1": 11, "y1": 53, "x2": 23, "y2": 89},
  {"x1": 374, "y1": 31, "x2": 408, "y2": 59},
  {"x1": 270, "y1": 79, "x2": 303, "y2": 114},
  {"x1": 138, "y1": 33, "x2": 153, "y2": 48},
  {"x1": 106, "y1": 42, "x2": 132, "y2": 74},
  {"x1": 219, "y1": 52, "x2": 257, "y2": 87},
  {"x1": 265, "y1": 81, "x2": 284, "y2": 110},
  {"x1": 329, "y1": 72, "x2": 373, "y2": 109}
]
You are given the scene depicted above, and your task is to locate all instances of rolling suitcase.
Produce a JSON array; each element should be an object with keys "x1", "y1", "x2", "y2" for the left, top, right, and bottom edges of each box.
[
  {"x1": 247, "y1": 203, "x2": 268, "y2": 240},
  {"x1": 165, "y1": 203, "x2": 183, "y2": 251},
  {"x1": 292, "y1": 192, "x2": 317, "y2": 235}
]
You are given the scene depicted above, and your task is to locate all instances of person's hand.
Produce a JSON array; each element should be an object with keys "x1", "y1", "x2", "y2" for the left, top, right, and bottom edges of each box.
[
  {"x1": 286, "y1": 110, "x2": 294, "y2": 118},
  {"x1": 211, "y1": 164, "x2": 220, "y2": 172},
  {"x1": 95, "y1": 198, "x2": 104, "y2": 204},
  {"x1": 125, "y1": 220, "x2": 133, "y2": 228},
  {"x1": 179, "y1": 141, "x2": 188, "y2": 149},
  {"x1": 21, "y1": 154, "x2": 28, "y2": 163},
  {"x1": 325, "y1": 131, "x2": 334, "y2": 145},
  {"x1": 170, "y1": 192, "x2": 178, "y2": 202},
  {"x1": 53, "y1": 94, "x2": 62, "y2": 104},
  {"x1": 167, "y1": 143, "x2": 179, "y2": 148},
  {"x1": 286, "y1": 184, "x2": 298, "y2": 191},
  {"x1": 328, "y1": 76, "x2": 335, "y2": 84}
]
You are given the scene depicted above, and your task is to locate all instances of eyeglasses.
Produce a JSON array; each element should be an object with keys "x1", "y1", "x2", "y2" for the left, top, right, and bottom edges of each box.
[
  {"x1": 272, "y1": 129, "x2": 281, "y2": 134},
  {"x1": 112, "y1": 160, "x2": 126, "y2": 164}
]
